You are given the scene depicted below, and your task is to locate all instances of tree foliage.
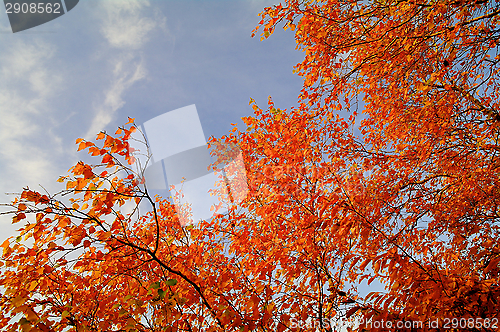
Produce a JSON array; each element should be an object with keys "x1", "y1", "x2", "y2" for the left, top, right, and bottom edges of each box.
[{"x1": 2, "y1": 0, "x2": 500, "y2": 331}]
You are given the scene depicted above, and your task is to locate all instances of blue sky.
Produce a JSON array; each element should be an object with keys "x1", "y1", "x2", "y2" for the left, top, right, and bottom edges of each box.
[{"x1": 0, "y1": 0, "x2": 305, "y2": 242}]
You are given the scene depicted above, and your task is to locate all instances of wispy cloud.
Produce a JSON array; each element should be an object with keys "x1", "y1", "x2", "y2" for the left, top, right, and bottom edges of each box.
[
  {"x1": 85, "y1": 0, "x2": 167, "y2": 139},
  {"x1": 85, "y1": 55, "x2": 147, "y2": 139},
  {"x1": 100, "y1": 0, "x2": 157, "y2": 50},
  {"x1": 1, "y1": 40, "x2": 53, "y2": 79},
  {"x1": 0, "y1": 39, "x2": 68, "y2": 245},
  {"x1": 0, "y1": 40, "x2": 64, "y2": 191}
]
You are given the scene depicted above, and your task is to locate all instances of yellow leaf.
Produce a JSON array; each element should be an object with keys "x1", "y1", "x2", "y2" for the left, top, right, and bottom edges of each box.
[
  {"x1": 12, "y1": 295, "x2": 26, "y2": 307},
  {"x1": 26, "y1": 308, "x2": 38, "y2": 321},
  {"x1": 27, "y1": 281, "x2": 37, "y2": 291}
]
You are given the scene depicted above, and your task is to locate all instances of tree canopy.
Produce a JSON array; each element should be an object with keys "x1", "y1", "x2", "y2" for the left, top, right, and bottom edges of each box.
[{"x1": 1, "y1": 0, "x2": 500, "y2": 331}]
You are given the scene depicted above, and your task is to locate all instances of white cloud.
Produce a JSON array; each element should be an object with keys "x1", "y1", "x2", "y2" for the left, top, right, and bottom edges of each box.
[
  {"x1": 85, "y1": 55, "x2": 147, "y2": 139},
  {"x1": 29, "y1": 69, "x2": 56, "y2": 98},
  {"x1": 0, "y1": 140, "x2": 54, "y2": 188},
  {"x1": 0, "y1": 40, "x2": 66, "y2": 238},
  {"x1": 0, "y1": 40, "x2": 54, "y2": 81},
  {"x1": 100, "y1": 0, "x2": 156, "y2": 50},
  {"x1": 84, "y1": 0, "x2": 169, "y2": 139},
  {"x1": 0, "y1": 40, "x2": 63, "y2": 187}
]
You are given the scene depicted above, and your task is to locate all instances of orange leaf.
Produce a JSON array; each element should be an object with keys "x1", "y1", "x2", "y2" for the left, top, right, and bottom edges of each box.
[
  {"x1": 77, "y1": 141, "x2": 87, "y2": 151},
  {"x1": 102, "y1": 154, "x2": 112, "y2": 164}
]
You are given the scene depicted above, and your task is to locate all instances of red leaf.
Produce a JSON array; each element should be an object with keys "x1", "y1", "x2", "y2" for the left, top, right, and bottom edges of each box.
[{"x1": 346, "y1": 306, "x2": 361, "y2": 318}]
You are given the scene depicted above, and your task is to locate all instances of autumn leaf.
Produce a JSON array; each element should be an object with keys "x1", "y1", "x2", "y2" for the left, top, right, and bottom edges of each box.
[{"x1": 345, "y1": 306, "x2": 361, "y2": 318}]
